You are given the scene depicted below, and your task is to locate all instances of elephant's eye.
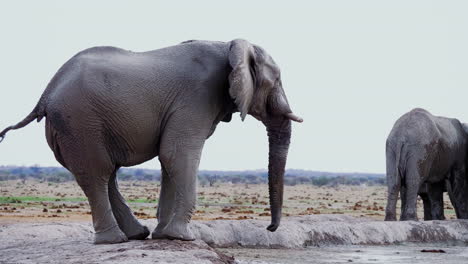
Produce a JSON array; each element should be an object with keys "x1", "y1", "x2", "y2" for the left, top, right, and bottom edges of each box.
[{"x1": 273, "y1": 77, "x2": 281, "y2": 87}]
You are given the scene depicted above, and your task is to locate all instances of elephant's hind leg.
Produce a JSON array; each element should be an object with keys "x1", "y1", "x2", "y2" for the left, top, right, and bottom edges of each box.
[
  {"x1": 385, "y1": 154, "x2": 400, "y2": 221},
  {"x1": 419, "y1": 192, "x2": 432, "y2": 220},
  {"x1": 55, "y1": 140, "x2": 128, "y2": 244},
  {"x1": 400, "y1": 185, "x2": 408, "y2": 218},
  {"x1": 448, "y1": 167, "x2": 468, "y2": 219},
  {"x1": 74, "y1": 168, "x2": 128, "y2": 244},
  {"x1": 108, "y1": 171, "x2": 150, "y2": 240},
  {"x1": 400, "y1": 163, "x2": 421, "y2": 221},
  {"x1": 427, "y1": 182, "x2": 445, "y2": 220}
]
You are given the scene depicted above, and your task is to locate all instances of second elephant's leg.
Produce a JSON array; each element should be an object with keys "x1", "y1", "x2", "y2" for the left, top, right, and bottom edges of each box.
[
  {"x1": 449, "y1": 167, "x2": 468, "y2": 219},
  {"x1": 427, "y1": 182, "x2": 445, "y2": 220},
  {"x1": 152, "y1": 165, "x2": 176, "y2": 239},
  {"x1": 384, "y1": 158, "x2": 400, "y2": 221},
  {"x1": 108, "y1": 171, "x2": 150, "y2": 239},
  {"x1": 400, "y1": 164, "x2": 421, "y2": 221},
  {"x1": 420, "y1": 193, "x2": 432, "y2": 220},
  {"x1": 400, "y1": 185, "x2": 407, "y2": 219}
]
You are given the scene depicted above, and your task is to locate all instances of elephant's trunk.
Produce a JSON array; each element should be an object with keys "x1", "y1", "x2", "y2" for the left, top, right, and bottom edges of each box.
[{"x1": 265, "y1": 117, "x2": 291, "y2": 232}]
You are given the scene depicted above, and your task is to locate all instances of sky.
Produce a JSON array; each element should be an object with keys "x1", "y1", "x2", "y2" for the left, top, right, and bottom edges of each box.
[{"x1": 0, "y1": 1, "x2": 467, "y2": 173}]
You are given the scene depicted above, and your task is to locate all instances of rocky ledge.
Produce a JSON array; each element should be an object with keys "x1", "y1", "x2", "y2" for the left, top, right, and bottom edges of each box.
[
  {"x1": 192, "y1": 215, "x2": 468, "y2": 248},
  {"x1": 2, "y1": 215, "x2": 468, "y2": 263},
  {"x1": 0, "y1": 222, "x2": 234, "y2": 264}
]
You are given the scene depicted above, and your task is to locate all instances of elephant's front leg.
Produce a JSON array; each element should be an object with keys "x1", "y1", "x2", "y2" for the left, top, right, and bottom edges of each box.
[
  {"x1": 153, "y1": 137, "x2": 204, "y2": 241},
  {"x1": 152, "y1": 165, "x2": 176, "y2": 239}
]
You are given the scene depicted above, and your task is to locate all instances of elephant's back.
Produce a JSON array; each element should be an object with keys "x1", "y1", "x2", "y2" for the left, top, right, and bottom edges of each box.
[
  {"x1": 43, "y1": 47, "x2": 163, "y2": 167},
  {"x1": 388, "y1": 109, "x2": 466, "y2": 176},
  {"x1": 388, "y1": 108, "x2": 440, "y2": 145},
  {"x1": 42, "y1": 42, "x2": 230, "y2": 167}
]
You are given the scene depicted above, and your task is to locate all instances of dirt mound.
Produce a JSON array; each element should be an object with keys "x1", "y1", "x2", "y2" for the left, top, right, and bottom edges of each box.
[{"x1": 0, "y1": 222, "x2": 234, "y2": 264}]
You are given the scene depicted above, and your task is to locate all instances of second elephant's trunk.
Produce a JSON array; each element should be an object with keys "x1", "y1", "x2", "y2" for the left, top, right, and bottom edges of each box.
[{"x1": 265, "y1": 117, "x2": 291, "y2": 232}]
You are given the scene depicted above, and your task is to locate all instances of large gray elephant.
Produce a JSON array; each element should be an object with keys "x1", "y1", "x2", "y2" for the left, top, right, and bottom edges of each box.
[
  {"x1": 385, "y1": 108, "x2": 468, "y2": 221},
  {"x1": 0, "y1": 39, "x2": 302, "y2": 244}
]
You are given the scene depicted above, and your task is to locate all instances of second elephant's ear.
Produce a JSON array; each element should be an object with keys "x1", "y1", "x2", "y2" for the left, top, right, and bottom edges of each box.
[{"x1": 228, "y1": 39, "x2": 256, "y2": 121}]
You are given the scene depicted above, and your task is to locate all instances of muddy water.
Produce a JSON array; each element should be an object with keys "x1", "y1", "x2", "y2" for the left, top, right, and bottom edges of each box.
[{"x1": 221, "y1": 243, "x2": 468, "y2": 264}]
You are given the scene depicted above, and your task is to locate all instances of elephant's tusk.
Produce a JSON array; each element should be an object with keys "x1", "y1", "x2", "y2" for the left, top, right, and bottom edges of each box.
[{"x1": 285, "y1": 113, "x2": 303, "y2": 123}]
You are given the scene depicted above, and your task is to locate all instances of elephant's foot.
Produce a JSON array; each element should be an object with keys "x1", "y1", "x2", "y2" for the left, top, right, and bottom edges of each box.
[
  {"x1": 152, "y1": 222, "x2": 195, "y2": 241},
  {"x1": 94, "y1": 225, "x2": 128, "y2": 244},
  {"x1": 400, "y1": 214, "x2": 418, "y2": 221},
  {"x1": 384, "y1": 213, "x2": 397, "y2": 221},
  {"x1": 125, "y1": 225, "x2": 150, "y2": 240},
  {"x1": 151, "y1": 224, "x2": 168, "y2": 239},
  {"x1": 431, "y1": 214, "x2": 445, "y2": 221}
]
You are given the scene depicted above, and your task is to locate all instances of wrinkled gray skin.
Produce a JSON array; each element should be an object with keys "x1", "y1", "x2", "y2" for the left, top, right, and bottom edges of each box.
[
  {"x1": 0, "y1": 39, "x2": 302, "y2": 244},
  {"x1": 385, "y1": 108, "x2": 468, "y2": 221}
]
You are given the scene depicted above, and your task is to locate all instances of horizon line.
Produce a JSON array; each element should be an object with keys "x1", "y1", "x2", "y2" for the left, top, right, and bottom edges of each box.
[{"x1": 0, "y1": 164, "x2": 385, "y2": 175}]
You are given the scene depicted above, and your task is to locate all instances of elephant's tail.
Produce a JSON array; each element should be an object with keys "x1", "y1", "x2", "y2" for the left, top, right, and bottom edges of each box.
[
  {"x1": 0, "y1": 102, "x2": 45, "y2": 143},
  {"x1": 395, "y1": 143, "x2": 403, "y2": 180}
]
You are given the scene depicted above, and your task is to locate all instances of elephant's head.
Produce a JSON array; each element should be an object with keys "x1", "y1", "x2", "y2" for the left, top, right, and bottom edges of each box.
[{"x1": 228, "y1": 39, "x2": 302, "y2": 232}]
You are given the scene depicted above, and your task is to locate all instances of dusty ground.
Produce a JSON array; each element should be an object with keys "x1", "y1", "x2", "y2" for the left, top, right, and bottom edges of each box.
[{"x1": 0, "y1": 180, "x2": 457, "y2": 224}]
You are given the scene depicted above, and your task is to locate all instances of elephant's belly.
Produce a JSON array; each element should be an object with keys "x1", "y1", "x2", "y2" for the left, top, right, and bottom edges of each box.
[
  {"x1": 109, "y1": 116, "x2": 162, "y2": 167},
  {"x1": 426, "y1": 170, "x2": 449, "y2": 183},
  {"x1": 111, "y1": 131, "x2": 160, "y2": 167},
  {"x1": 120, "y1": 153, "x2": 158, "y2": 167},
  {"x1": 426, "y1": 162, "x2": 452, "y2": 183},
  {"x1": 119, "y1": 147, "x2": 159, "y2": 167}
]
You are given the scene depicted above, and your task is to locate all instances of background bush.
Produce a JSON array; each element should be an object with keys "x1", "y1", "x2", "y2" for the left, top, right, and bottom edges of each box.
[{"x1": 0, "y1": 166, "x2": 385, "y2": 186}]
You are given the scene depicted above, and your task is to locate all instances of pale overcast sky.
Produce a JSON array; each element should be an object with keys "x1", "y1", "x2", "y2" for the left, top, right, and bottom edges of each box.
[{"x1": 0, "y1": 1, "x2": 467, "y2": 173}]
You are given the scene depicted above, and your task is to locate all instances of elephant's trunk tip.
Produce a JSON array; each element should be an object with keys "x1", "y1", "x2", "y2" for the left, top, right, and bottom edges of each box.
[
  {"x1": 285, "y1": 112, "x2": 303, "y2": 123},
  {"x1": 266, "y1": 221, "x2": 280, "y2": 232}
]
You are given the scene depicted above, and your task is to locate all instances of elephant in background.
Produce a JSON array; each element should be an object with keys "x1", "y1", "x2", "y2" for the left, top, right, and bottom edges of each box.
[
  {"x1": 385, "y1": 108, "x2": 468, "y2": 221},
  {"x1": 0, "y1": 39, "x2": 302, "y2": 244}
]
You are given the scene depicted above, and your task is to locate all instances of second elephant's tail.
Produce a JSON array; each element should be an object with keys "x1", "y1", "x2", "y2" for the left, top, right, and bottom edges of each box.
[{"x1": 395, "y1": 143, "x2": 403, "y2": 180}]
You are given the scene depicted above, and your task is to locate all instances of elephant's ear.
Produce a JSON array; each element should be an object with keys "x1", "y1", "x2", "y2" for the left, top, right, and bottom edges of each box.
[{"x1": 228, "y1": 39, "x2": 256, "y2": 121}]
